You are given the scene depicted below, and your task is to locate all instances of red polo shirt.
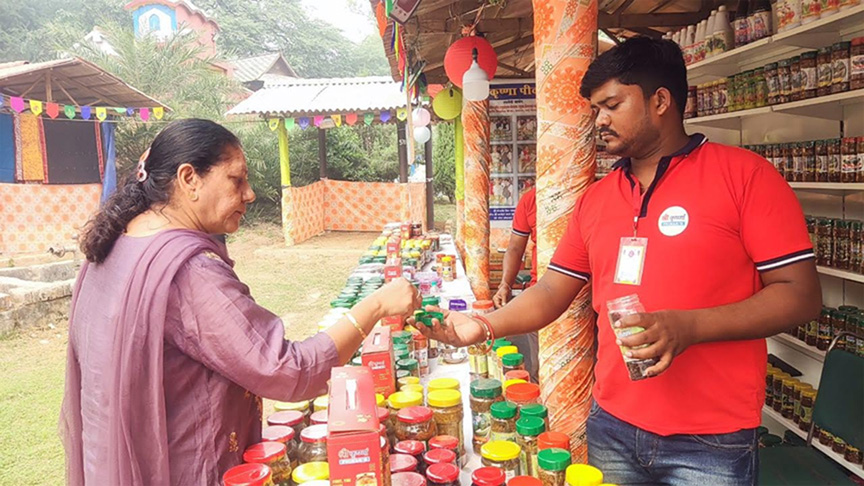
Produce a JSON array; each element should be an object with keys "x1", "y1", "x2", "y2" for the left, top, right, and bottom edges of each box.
[
  {"x1": 512, "y1": 187, "x2": 537, "y2": 284},
  {"x1": 548, "y1": 134, "x2": 814, "y2": 436}
]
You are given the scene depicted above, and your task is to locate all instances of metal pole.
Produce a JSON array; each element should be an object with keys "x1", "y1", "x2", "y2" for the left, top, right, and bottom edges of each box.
[
  {"x1": 318, "y1": 128, "x2": 327, "y2": 179},
  {"x1": 424, "y1": 131, "x2": 434, "y2": 230},
  {"x1": 397, "y1": 121, "x2": 409, "y2": 183}
]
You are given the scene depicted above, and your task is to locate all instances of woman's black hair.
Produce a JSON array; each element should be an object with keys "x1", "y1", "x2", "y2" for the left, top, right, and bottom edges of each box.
[
  {"x1": 580, "y1": 36, "x2": 689, "y2": 117},
  {"x1": 80, "y1": 118, "x2": 241, "y2": 263}
]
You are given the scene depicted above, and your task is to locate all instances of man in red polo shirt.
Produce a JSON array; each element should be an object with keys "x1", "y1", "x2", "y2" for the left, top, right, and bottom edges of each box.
[
  {"x1": 493, "y1": 186, "x2": 538, "y2": 381},
  {"x1": 418, "y1": 37, "x2": 821, "y2": 485}
]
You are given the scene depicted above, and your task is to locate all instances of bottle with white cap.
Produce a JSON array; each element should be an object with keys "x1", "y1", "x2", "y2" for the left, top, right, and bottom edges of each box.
[
  {"x1": 694, "y1": 20, "x2": 706, "y2": 63},
  {"x1": 712, "y1": 5, "x2": 734, "y2": 55},
  {"x1": 704, "y1": 10, "x2": 717, "y2": 59},
  {"x1": 683, "y1": 24, "x2": 696, "y2": 64}
]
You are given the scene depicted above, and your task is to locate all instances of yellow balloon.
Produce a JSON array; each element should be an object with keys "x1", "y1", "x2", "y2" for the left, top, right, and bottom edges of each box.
[{"x1": 433, "y1": 87, "x2": 463, "y2": 120}]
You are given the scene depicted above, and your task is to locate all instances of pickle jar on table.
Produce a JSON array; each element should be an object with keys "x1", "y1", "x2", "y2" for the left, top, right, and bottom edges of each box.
[
  {"x1": 480, "y1": 440, "x2": 523, "y2": 481},
  {"x1": 520, "y1": 404, "x2": 550, "y2": 432},
  {"x1": 472, "y1": 467, "x2": 506, "y2": 486},
  {"x1": 223, "y1": 464, "x2": 273, "y2": 486},
  {"x1": 505, "y1": 383, "x2": 541, "y2": 411},
  {"x1": 261, "y1": 426, "x2": 298, "y2": 468},
  {"x1": 427, "y1": 390, "x2": 464, "y2": 461},
  {"x1": 423, "y1": 448, "x2": 457, "y2": 468},
  {"x1": 389, "y1": 391, "x2": 424, "y2": 432},
  {"x1": 429, "y1": 435, "x2": 463, "y2": 467},
  {"x1": 394, "y1": 440, "x2": 427, "y2": 475},
  {"x1": 298, "y1": 424, "x2": 328, "y2": 464},
  {"x1": 471, "y1": 378, "x2": 504, "y2": 453},
  {"x1": 243, "y1": 441, "x2": 293, "y2": 486},
  {"x1": 396, "y1": 406, "x2": 438, "y2": 445},
  {"x1": 267, "y1": 411, "x2": 306, "y2": 446},
  {"x1": 537, "y1": 448, "x2": 572, "y2": 486},
  {"x1": 817, "y1": 308, "x2": 834, "y2": 351},
  {"x1": 426, "y1": 463, "x2": 461, "y2": 486},
  {"x1": 274, "y1": 400, "x2": 312, "y2": 426},
  {"x1": 391, "y1": 453, "x2": 420, "y2": 474},
  {"x1": 516, "y1": 416, "x2": 546, "y2": 477},
  {"x1": 488, "y1": 340, "x2": 511, "y2": 382}
]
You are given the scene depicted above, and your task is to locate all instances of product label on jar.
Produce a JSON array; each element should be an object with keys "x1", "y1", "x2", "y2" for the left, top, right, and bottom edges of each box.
[
  {"x1": 820, "y1": 0, "x2": 839, "y2": 12},
  {"x1": 749, "y1": 11, "x2": 771, "y2": 40},
  {"x1": 818, "y1": 320, "x2": 832, "y2": 339},
  {"x1": 472, "y1": 410, "x2": 492, "y2": 442},
  {"x1": 818, "y1": 63, "x2": 833, "y2": 87},
  {"x1": 852, "y1": 54, "x2": 864, "y2": 78},
  {"x1": 802, "y1": 0, "x2": 821, "y2": 20},
  {"x1": 834, "y1": 59, "x2": 850, "y2": 83},
  {"x1": 829, "y1": 153, "x2": 841, "y2": 172},
  {"x1": 818, "y1": 154, "x2": 829, "y2": 173},
  {"x1": 802, "y1": 67, "x2": 817, "y2": 90},
  {"x1": 734, "y1": 18, "x2": 751, "y2": 46},
  {"x1": 842, "y1": 154, "x2": 859, "y2": 173},
  {"x1": 490, "y1": 430, "x2": 516, "y2": 442},
  {"x1": 469, "y1": 353, "x2": 488, "y2": 376}
]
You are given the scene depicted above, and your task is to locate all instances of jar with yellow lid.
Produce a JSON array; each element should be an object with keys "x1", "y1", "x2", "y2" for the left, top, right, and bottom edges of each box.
[
  {"x1": 292, "y1": 462, "x2": 329, "y2": 485},
  {"x1": 780, "y1": 377, "x2": 798, "y2": 419},
  {"x1": 313, "y1": 395, "x2": 329, "y2": 412},
  {"x1": 772, "y1": 372, "x2": 790, "y2": 412},
  {"x1": 428, "y1": 389, "x2": 464, "y2": 461},
  {"x1": 428, "y1": 378, "x2": 460, "y2": 393},
  {"x1": 398, "y1": 376, "x2": 421, "y2": 388},
  {"x1": 376, "y1": 394, "x2": 386, "y2": 408},
  {"x1": 798, "y1": 388, "x2": 817, "y2": 432},
  {"x1": 791, "y1": 382, "x2": 809, "y2": 425},
  {"x1": 480, "y1": 440, "x2": 522, "y2": 480},
  {"x1": 389, "y1": 391, "x2": 424, "y2": 433},
  {"x1": 274, "y1": 400, "x2": 311, "y2": 426},
  {"x1": 495, "y1": 346, "x2": 519, "y2": 381},
  {"x1": 565, "y1": 464, "x2": 603, "y2": 486},
  {"x1": 402, "y1": 384, "x2": 426, "y2": 396}
]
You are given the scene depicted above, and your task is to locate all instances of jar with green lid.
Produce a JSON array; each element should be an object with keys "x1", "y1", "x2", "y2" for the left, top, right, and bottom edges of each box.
[
  {"x1": 816, "y1": 218, "x2": 834, "y2": 267},
  {"x1": 501, "y1": 353, "x2": 526, "y2": 378},
  {"x1": 393, "y1": 331, "x2": 414, "y2": 348},
  {"x1": 398, "y1": 358, "x2": 420, "y2": 378},
  {"x1": 818, "y1": 309, "x2": 835, "y2": 351},
  {"x1": 396, "y1": 370, "x2": 411, "y2": 381},
  {"x1": 537, "y1": 448, "x2": 572, "y2": 486},
  {"x1": 470, "y1": 378, "x2": 504, "y2": 452},
  {"x1": 754, "y1": 68, "x2": 768, "y2": 107},
  {"x1": 427, "y1": 390, "x2": 464, "y2": 460},
  {"x1": 495, "y1": 346, "x2": 519, "y2": 382},
  {"x1": 395, "y1": 346, "x2": 411, "y2": 363},
  {"x1": 488, "y1": 340, "x2": 511, "y2": 381},
  {"x1": 565, "y1": 464, "x2": 603, "y2": 486},
  {"x1": 520, "y1": 404, "x2": 549, "y2": 432},
  {"x1": 490, "y1": 401, "x2": 518, "y2": 442},
  {"x1": 516, "y1": 416, "x2": 545, "y2": 477},
  {"x1": 480, "y1": 441, "x2": 522, "y2": 480}
]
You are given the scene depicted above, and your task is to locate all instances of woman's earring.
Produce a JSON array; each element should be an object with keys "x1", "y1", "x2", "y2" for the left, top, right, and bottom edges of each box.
[{"x1": 190, "y1": 193, "x2": 199, "y2": 202}]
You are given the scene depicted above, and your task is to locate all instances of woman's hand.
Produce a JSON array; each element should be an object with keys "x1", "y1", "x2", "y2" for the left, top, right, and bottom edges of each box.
[
  {"x1": 412, "y1": 307, "x2": 486, "y2": 347},
  {"x1": 368, "y1": 278, "x2": 422, "y2": 320}
]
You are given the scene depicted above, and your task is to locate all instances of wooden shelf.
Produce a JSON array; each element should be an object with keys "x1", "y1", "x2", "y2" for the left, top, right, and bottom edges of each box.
[
  {"x1": 790, "y1": 182, "x2": 864, "y2": 191},
  {"x1": 685, "y1": 89, "x2": 864, "y2": 128},
  {"x1": 817, "y1": 266, "x2": 864, "y2": 284},
  {"x1": 688, "y1": 5, "x2": 864, "y2": 85},
  {"x1": 762, "y1": 405, "x2": 864, "y2": 480},
  {"x1": 769, "y1": 333, "x2": 825, "y2": 362}
]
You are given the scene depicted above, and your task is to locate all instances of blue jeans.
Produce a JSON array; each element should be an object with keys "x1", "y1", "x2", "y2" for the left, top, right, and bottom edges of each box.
[{"x1": 587, "y1": 401, "x2": 758, "y2": 486}]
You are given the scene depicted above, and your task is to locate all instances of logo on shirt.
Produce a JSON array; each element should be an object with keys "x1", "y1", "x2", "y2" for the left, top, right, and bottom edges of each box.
[{"x1": 658, "y1": 206, "x2": 689, "y2": 237}]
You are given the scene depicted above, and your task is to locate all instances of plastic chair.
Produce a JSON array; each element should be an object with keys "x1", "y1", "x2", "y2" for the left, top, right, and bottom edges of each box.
[{"x1": 759, "y1": 332, "x2": 864, "y2": 485}]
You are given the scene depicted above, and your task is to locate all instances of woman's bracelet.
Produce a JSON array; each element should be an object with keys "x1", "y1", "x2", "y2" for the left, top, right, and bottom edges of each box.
[
  {"x1": 345, "y1": 312, "x2": 367, "y2": 340},
  {"x1": 473, "y1": 314, "x2": 496, "y2": 345}
]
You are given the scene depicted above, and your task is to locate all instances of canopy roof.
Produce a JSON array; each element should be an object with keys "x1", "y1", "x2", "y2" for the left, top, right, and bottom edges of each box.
[
  {"x1": 0, "y1": 57, "x2": 169, "y2": 109},
  {"x1": 371, "y1": 0, "x2": 735, "y2": 84},
  {"x1": 226, "y1": 76, "x2": 407, "y2": 118}
]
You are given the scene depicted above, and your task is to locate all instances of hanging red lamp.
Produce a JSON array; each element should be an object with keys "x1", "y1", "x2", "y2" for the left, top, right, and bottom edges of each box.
[{"x1": 444, "y1": 36, "x2": 498, "y2": 88}]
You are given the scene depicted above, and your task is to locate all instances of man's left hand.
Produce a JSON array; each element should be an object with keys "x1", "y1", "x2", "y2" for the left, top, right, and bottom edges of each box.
[{"x1": 615, "y1": 310, "x2": 697, "y2": 377}]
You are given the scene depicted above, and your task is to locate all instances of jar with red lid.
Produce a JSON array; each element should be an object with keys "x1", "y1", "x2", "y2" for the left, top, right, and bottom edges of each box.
[
  {"x1": 395, "y1": 440, "x2": 427, "y2": 475},
  {"x1": 298, "y1": 424, "x2": 328, "y2": 464},
  {"x1": 267, "y1": 410, "x2": 306, "y2": 444},
  {"x1": 504, "y1": 370, "x2": 530, "y2": 383},
  {"x1": 310, "y1": 410, "x2": 328, "y2": 426},
  {"x1": 429, "y1": 435, "x2": 463, "y2": 467},
  {"x1": 391, "y1": 454, "x2": 420, "y2": 474},
  {"x1": 380, "y1": 407, "x2": 397, "y2": 449},
  {"x1": 424, "y1": 448, "x2": 457, "y2": 467},
  {"x1": 223, "y1": 463, "x2": 274, "y2": 486},
  {"x1": 396, "y1": 406, "x2": 438, "y2": 444},
  {"x1": 537, "y1": 432, "x2": 570, "y2": 451},
  {"x1": 426, "y1": 463, "x2": 461, "y2": 486},
  {"x1": 504, "y1": 383, "x2": 541, "y2": 410},
  {"x1": 393, "y1": 472, "x2": 428, "y2": 486},
  {"x1": 261, "y1": 426, "x2": 298, "y2": 468},
  {"x1": 507, "y1": 476, "x2": 541, "y2": 486},
  {"x1": 851, "y1": 37, "x2": 864, "y2": 91},
  {"x1": 472, "y1": 467, "x2": 506, "y2": 486},
  {"x1": 243, "y1": 441, "x2": 293, "y2": 486}
]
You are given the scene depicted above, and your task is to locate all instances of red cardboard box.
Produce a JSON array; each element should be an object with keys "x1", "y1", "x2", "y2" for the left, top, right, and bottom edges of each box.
[
  {"x1": 386, "y1": 240, "x2": 401, "y2": 259},
  {"x1": 361, "y1": 327, "x2": 396, "y2": 397},
  {"x1": 328, "y1": 367, "x2": 384, "y2": 486},
  {"x1": 381, "y1": 315, "x2": 404, "y2": 332},
  {"x1": 384, "y1": 258, "x2": 402, "y2": 283}
]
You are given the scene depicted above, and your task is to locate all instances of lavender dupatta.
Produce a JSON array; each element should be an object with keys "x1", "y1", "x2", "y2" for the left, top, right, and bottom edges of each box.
[{"x1": 60, "y1": 230, "x2": 230, "y2": 485}]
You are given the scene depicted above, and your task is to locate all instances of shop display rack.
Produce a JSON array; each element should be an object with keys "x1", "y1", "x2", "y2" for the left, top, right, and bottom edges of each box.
[
  {"x1": 817, "y1": 266, "x2": 864, "y2": 284},
  {"x1": 770, "y1": 332, "x2": 826, "y2": 363}
]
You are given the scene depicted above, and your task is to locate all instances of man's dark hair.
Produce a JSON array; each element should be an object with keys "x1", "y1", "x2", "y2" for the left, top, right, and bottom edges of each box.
[{"x1": 580, "y1": 36, "x2": 688, "y2": 117}]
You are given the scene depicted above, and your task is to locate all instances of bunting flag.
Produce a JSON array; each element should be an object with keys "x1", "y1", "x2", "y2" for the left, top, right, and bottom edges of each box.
[
  {"x1": 126, "y1": 107, "x2": 135, "y2": 116},
  {"x1": 380, "y1": 111, "x2": 391, "y2": 123},
  {"x1": 396, "y1": 108, "x2": 408, "y2": 121},
  {"x1": 81, "y1": 106, "x2": 91, "y2": 120},
  {"x1": 268, "y1": 118, "x2": 280, "y2": 131},
  {"x1": 364, "y1": 113, "x2": 375, "y2": 125},
  {"x1": 139, "y1": 108, "x2": 150, "y2": 121},
  {"x1": 29, "y1": 99, "x2": 43, "y2": 116},
  {"x1": 153, "y1": 107, "x2": 164, "y2": 120},
  {"x1": 95, "y1": 107, "x2": 107, "y2": 121},
  {"x1": 10, "y1": 97, "x2": 24, "y2": 113},
  {"x1": 313, "y1": 115, "x2": 323, "y2": 127},
  {"x1": 113, "y1": 107, "x2": 127, "y2": 115},
  {"x1": 64, "y1": 105, "x2": 76, "y2": 119},
  {"x1": 285, "y1": 118, "x2": 295, "y2": 131},
  {"x1": 298, "y1": 117, "x2": 310, "y2": 130},
  {"x1": 345, "y1": 113, "x2": 358, "y2": 126},
  {"x1": 331, "y1": 114, "x2": 342, "y2": 127},
  {"x1": 46, "y1": 103, "x2": 60, "y2": 119},
  {"x1": 376, "y1": 1, "x2": 387, "y2": 37}
]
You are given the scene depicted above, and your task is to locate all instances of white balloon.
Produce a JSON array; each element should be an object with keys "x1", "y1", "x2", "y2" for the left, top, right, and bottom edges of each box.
[
  {"x1": 412, "y1": 107, "x2": 431, "y2": 127},
  {"x1": 413, "y1": 126, "x2": 431, "y2": 144}
]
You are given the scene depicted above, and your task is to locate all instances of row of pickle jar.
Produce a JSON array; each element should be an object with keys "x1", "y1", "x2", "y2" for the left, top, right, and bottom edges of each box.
[
  {"x1": 685, "y1": 36, "x2": 863, "y2": 119},
  {"x1": 742, "y1": 137, "x2": 864, "y2": 183},
  {"x1": 789, "y1": 304, "x2": 864, "y2": 353},
  {"x1": 806, "y1": 216, "x2": 864, "y2": 274},
  {"x1": 765, "y1": 363, "x2": 863, "y2": 467}
]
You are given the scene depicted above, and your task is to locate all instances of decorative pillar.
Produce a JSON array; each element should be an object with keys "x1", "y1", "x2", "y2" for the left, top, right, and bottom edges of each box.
[
  {"x1": 461, "y1": 99, "x2": 491, "y2": 300},
  {"x1": 454, "y1": 118, "x2": 466, "y2": 257},
  {"x1": 533, "y1": 0, "x2": 598, "y2": 463},
  {"x1": 278, "y1": 121, "x2": 295, "y2": 246}
]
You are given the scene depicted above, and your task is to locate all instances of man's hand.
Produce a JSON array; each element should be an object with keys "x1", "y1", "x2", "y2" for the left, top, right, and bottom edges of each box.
[
  {"x1": 410, "y1": 306, "x2": 486, "y2": 347},
  {"x1": 493, "y1": 283, "x2": 512, "y2": 308},
  {"x1": 615, "y1": 310, "x2": 697, "y2": 377}
]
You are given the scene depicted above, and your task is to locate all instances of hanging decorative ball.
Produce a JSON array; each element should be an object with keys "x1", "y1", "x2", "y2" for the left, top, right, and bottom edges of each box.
[
  {"x1": 432, "y1": 87, "x2": 463, "y2": 120},
  {"x1": 413, "y1": 126, "x2": 431, "y2": 144},
  {"x1": 444, "y1": 36, "x2": 498, "y2": 88},
  {"x1": 412, "y1": 107, "x2": 431, "y2": 127}
]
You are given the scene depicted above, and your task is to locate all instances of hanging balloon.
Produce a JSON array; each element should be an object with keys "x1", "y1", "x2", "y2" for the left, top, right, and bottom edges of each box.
[
  {"x1": 413, "y1": 126, "x2": 431, "y2": 144},
  {"x1": 432, "y1": 87, "x2": 463, "y2": 120},
  {"x1": 412, "y1": 107, "x2": 431, "y2": 127},
  {"x1": 444, "y1": 36, "x2": 498, "y2": 88}
]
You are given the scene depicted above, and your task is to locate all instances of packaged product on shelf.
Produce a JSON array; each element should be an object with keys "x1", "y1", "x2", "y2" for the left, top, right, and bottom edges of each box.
[
  {"x1": 778, "y1": 60, "x2": 792, "y2": 104},
  {"x1": 363, "y1": 327, "x2": 397, "y2": 398},
  {"x1": 608, "y1": 294, "x2": 658, "y2": 381},
  {"x1": 537, "y1": 448, "x2": 572, "y2": 486},
  {"x1": 771, "y1": 372, "x2": 791, "y2": 411},
  {"x1": 832, "y1": 41, "x2": 851, "y2": 93},
  {"x1": 765, "y1": 62, "x2": 779, "y2": 105},
  {"x1": 481, "y1": 441, "x2": 523, "y2": 480},
  {"x1": 781, "y1": 376, "x2": 798, "y2": 419},
  {"x1": 801, "y1": 50, "x2": 819, "y2": 99},
  {"x1": 765, "y1": 368, "x2": 777, "y2": 407},
  {"x1": 858, "y1": 137, "x2": 864, "y2": 183},
  {"x1": 423, "y1": 448, "x2": 457, "y2": 467},
  {"x1": 429, "y1": 435, "x2": 463, "y2": 467},
  {"x1": 516, "y1": 416, "x2": 545, "y2": 477},
  {"x1": 748, "y1": 0, "x2": 772, "y2": 41},
  {"x1": 803, "y1": 141, "x2": 817, "y2": 182},
  {"x1": 426, "y1": 463, "x2": 461, "y2": 486},
  {"x1": 224, "y1": 463, "x2": 274, "y2": 486},
  {"x1": 564, "y1": 464, "x2": 603, "y2": 486},
  {"x1": 427, "y1": 390, "x2": 464, "y2": 460},
  {"x1": 268, "y1": 411, "x2": 306, "y2": 444},
  {"x1": 327, "y1": 367, "x2": 384, "y2": 486},
  {"x1": 537, "y1": 432, "x2": 570, "y2": 452},
  {"x1": 852, "y1": 37, "x2": 864, "y2": 91},
  {"x1": 391, "y1": 454, "x2": 420, "y2": 474},
  {"x1": 394, "y1": 441, "x2": 427, "y2": 475},
  {"x1": 845, "y1": 446, "x2": 863, "y2": 465},
  {"x1": 490, "y1": 401, "x2": 519, "y2": 442},
  {"x1": 274, "y1": 400, "x2": 312, "y2": 426},
  {"x1": 801, "y1": 0, "x2": 822, "y2": 23},
  {"x1": 776, "y1": 0, "x2": 802, "y2": 32},
  {"x1": 733, "y1": 0, "x2": 751, "y2": 47},
  {"x1": 243, "y1": 441, "x2": 293, "y2": 486},
  {"x1": 472, "y1": 467, "x2": 507, "y2": 486},
  {"x1": 821, "y1": 0, "x2": 840, "y2": 18},
  {"x1": 790, "y1": 56, "x2": 803, "y2": 102},
  {"x1": 828, "y1": 138, "x2": 843, "y2": 182},
  {"x1": 818, "y1": 47, "x2": 834, "y2": 97},
  {"x1": 396, "y1": 406, "x2": 438, "y2": 445}
]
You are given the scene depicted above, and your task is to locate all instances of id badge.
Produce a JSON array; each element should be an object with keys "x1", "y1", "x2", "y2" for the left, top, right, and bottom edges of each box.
[{"x1": 614, "y1": 237, "x2": 647, "y2": 286}]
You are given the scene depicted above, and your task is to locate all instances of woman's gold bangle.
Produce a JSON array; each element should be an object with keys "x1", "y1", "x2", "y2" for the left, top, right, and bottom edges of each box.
[{"x1": 346, "y1": 312, "x2": 367, "y2": 340}]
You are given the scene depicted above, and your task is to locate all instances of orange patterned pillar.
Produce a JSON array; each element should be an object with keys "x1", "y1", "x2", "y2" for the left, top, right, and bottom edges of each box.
[
  {"x1": 278, "y1": 122, "x2": 295, "y2": 246},
  {"x1": 533, "y1": 0, "x2": 598, "y2": 463},
  {"x1": 461, "y1": 100, "x2": 491, "y2": 300},
  {"x1": 454, "y1": 118, "x2": 465, "y2": 257}
]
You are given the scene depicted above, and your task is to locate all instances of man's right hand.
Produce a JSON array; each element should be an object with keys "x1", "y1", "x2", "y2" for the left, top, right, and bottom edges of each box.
[
  {"x1": 412, "y1": 307, "x2": 486, "y2": 347},
  {"x1": 493, "y1": 283, "x2": 512, "y2": 309}
]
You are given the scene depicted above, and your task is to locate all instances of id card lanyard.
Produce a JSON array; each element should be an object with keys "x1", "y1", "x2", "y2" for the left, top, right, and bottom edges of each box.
[{"x1": 613, "y1": 178, "x2": 648, "y2": 286}]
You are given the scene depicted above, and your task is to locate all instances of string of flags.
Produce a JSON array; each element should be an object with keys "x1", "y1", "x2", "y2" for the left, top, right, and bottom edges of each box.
[
  {"x1": 0, "y1": 94, "x2": 164, "y2": 121},
  {"x1": 267, "y1": 108, "x2": 410, "y2": 132}
]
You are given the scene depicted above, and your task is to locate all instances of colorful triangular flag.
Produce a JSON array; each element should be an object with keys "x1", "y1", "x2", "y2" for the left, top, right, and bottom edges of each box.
[
  {"x1": 345, "y1": 113, "x2": 358, "y2": 126},
  {"x1": 64, "y1": 105, "x2": 76, "y2": 119},
  {"x1": 153, "y1": 107, "x2": 164, "y2": 120},
  {"x1": 140, "y1": 108, "x2": 150, "y2": 121},
  {"x1": 46, "y1": 103, "x2": 59, "y2": 119},
  {"x1": 126, "y1": 107, "x2": 134, "y2": 116},
  {"x1": 331, "y1": 115, "x2": 342, "y2": 127},
  {"x1": 298, "y1": 117, "x2": 310, "y2": 130},
  {"x1": 396, "y1": 108, "x2": 407, "y2": 121},
  {"x1": 10, "y1": 97, "x2": 24, "y2": 113},
  {"x1": 29, "y1": 99, "x2": 43, "y2": 116},
  {"x1": 268, "y1": 118, "x2": 280, "y2": 131},
  {"x1": 95, "y1": 107, "x2": 107, "y2": 121},
  {"x1": 313, "y1": 115, "x2": 323, "y2": 127},
  {"x1": 113, "y1": 107, "x2": 126, "y2": 115},
  {"x1": 285, "y1": 118, "x2": 295, "y2": 131},
  {"x1": 81, "y1": 106, "x2": 92, "y2": 120},
  {"x1": 380, "y1": 111, "x2": 391, "y2": 123},
  {"x1": 364, "y1": 113, "x2": 375, "y2": 126}
]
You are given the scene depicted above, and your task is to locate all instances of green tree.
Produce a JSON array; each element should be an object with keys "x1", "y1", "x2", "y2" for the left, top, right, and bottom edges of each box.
[{"x1": 433, "y1": 121, "x2": 456, "y2": 202}]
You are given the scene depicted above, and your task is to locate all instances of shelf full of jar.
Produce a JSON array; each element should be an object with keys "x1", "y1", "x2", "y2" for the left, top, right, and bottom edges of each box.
[
  {"x1": 688, "y1": 5, "x2": 864, "y2": 85},
  {"x1": 762, "y1": 406, "x2": 864, "y2": 479}
]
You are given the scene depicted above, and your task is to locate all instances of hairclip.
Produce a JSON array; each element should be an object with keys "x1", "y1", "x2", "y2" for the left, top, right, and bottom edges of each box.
[{"x1": 136, "y1": 147, "x2": 151, "y2": 182}]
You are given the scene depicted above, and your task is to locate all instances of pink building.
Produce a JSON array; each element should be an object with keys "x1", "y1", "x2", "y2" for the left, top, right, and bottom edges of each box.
[{"x1": 125, "y1": 0, "x2": 220, "y2": 57}]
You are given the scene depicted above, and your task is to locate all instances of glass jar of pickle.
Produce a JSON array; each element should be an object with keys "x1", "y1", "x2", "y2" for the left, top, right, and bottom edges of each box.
[
  {"x1": 380, "y1": 407, "x2": 398, "y2": 449},
  {"x1": 818, "y1": 46, "x2": 833, "y2": 97},
  {"x1": 396, "y1": 406, "x2": 438, "y2": 445},
  {"x1": 537, "y1": 448, "x2": 571, "y2": 486},
  {"x1": 832, "y1": 41, "x2": 851, "y2": 93},
  {"x1": 472, "y1": 467, "x2": 506, "y2": 486},
  {"x1": 818, "y1": 309, "x2": 835, "y2": 351},
  {"x1": 516, "y1": 416, "x2": 545, "y2": 477},
  {"x1": 244, "y1": 441, "x2": 293, "y2": 486},
  {"x1": 505, "y1": 383, "x2": 541, "y2": 410},
  {"x1": 489, "y1": 340, "x2": 512, "y2": 381},
  {"x1": 792, "y1": 142, "x2": 804, "y2": 182},
  {"x1": 858, "y1": 137, "x2": 864, "y2": 182},
  {"x1": 834, "y1": 220, "x2": 851, "y2": 270},
  {"x1": 501, "y1": 353, "x2": 526, "y2": 377},
  {"x1": 754, "y1": 68, "x2": 767, "y2": 107},
  {"x1": 490, "y1": 401, "x2": 518, "y2": 442},
  {"x1": 429, "y1": 435, "x2": 463, "y2": 467},
  {"x1": 792, "y1": 382, "x2": 807, "y2": 425},
  {"x1": 268, "y1": 411, "x2": 306, "y2": 445},
  {"x1": 842, "y1": 137, "x2": 859, "y2": 183},
  {"x1": 803, "y1": 140, "x2": 816, "y2": 182},
  {"x1": 816, "y1": 139, "x2": 829, "y2": 182},
  {"x1": 398, "y1": 358, "x2": 421, "y2": 378},
  {"x1": 845, "y1": 446, "x2": 863, "y2": 466},
  {"x1": 772, "y1": 372, "x2": 790, "y2": 411},
  {"x1": 426, "y1": 463, "x2": 460, "y2": 486},
  {"x1": 815, "y1": 218, "x2": 834, "y2": 267},
  {"x1": 394, "y1": 441, "x2": 427, "y2": 475},
  {"x1": 718, "y1": 78, "x2": 729, "y2": 113},
  {"x1": 832, "y1": 310, "x2": 849, "y2": 351},
  {"x1": 298, "y1": 424, "x2": 328, "y2": 464},
  {"x1": 828, "y1": 138, "x2": 842, "y2": 182},
  {"x1": 765, "y1": 63, "x2": 779, "y2": 105},
  {"x1": 223, "y1": 463, "x2": 273, "y2": 486},
  {"x1": 262, "y1": 426, "x2": 298, "y2": 468},
  {"x1": 520, "y1": 404, "x2": 550, "y2": 432},
  {"x1": 391, "y1": 453, "x2": 420, "y2": 474},
  {"x1": 765, "y1": 367, "x2": 777, "y2": 407},
  {"x1": 801, "y1": 50, "x2": 818, "y2": 99},
  {"x1": 784, "y1": 143, "x2": 796, "y2": 181},
  {"x1": 565, "y1": 465, "x2": 603, "y2": 486},
  {"x1": 424, "y1": 448, "x2": 457, "y2": 468},
  {"x1": 274, "y1": 400, "x2": 312, "y2": 426},
  {"x1": 777, "y1": 60, "x2": 791, "y2": 104},
  {"x1": 480, "y1": 441, "x2": 522, "y2": 481},
  {"x1": 781, "y1": 377, "x2": 798, "y2": 419},
  {"x1": 790, "y1": 56, "x2": 802, "y2": 102},
  {"x1": 471, "y1": 378, "x2": 504, "y2": 453},
  {"x1": 468, "y1": 342, "x2": 490, "y2": 381},
  {"x1": 427, "y1": 390, "x2": 464, "y2": 460}
]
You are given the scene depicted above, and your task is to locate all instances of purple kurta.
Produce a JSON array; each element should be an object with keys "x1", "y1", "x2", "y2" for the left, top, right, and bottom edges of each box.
[{"x1": 61, "y1": 230, "x2": 339, "y2": 485}]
